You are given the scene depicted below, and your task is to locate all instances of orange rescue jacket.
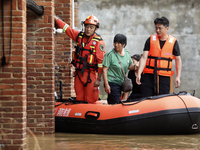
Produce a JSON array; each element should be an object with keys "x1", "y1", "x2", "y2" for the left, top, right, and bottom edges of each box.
[
  {"x1": 143, "y1": 34, "x2": 176, "y2": 77},
  {"x1": 55, "y1": 19, "x2": 105, "y2": 74}
]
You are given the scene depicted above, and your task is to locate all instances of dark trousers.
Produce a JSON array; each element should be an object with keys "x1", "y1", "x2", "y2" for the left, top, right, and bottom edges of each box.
[
  {"x1": 127, "y1": 93, "x2": 141, "y2": 101},
  {"x1": 141, "y1": 74, "x2": 170, "y2": 97},
  {"x1": 107, "y1": 82, "x2": 121, "y2": 104}
]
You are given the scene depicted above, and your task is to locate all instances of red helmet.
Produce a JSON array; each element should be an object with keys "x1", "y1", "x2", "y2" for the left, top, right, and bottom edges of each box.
[{"x1": 83, "y1": 15, "x2": 99, "y2": 28}]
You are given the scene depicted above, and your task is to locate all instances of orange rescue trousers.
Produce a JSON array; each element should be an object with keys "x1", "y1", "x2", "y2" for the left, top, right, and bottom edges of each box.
[{"x1": 74, "y1": 70, "x2": 99, "y2": 103}]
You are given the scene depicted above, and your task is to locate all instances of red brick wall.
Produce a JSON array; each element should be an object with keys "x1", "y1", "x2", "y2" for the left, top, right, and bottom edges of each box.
[
  {"x1": 26, "y1": 0, "x2": 55, "y2": 134},
  {"x1": 0, "y1": 0, "x2": 78, "y2": 148},
  {"x1": 54, "y1": 0, "x2": 77, "y2": 99},
  {"x1": 0, "y1": 0, "x2": 27, "y2": 149}
]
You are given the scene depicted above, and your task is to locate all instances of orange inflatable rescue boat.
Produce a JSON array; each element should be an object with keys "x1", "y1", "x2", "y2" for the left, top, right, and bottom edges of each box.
[{"x1": 55, "y1": 91, "x2": 200, "y2": 134}]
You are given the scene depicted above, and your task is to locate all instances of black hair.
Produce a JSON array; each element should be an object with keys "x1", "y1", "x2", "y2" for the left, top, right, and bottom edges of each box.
[
  {"x1": 113, "y1": 34, "x2": 127, "y2": 47},
  {"x1": 131, "y1": 54, "x2": 142, "y2": 62},
  {"x1": 154, "y1": 16, "x2": 169, "y2": 27}
]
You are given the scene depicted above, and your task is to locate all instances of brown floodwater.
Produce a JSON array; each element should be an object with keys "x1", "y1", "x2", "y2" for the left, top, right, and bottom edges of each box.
[{"x1": 27, "y1": 133, "x2": 200, "y2": 150}]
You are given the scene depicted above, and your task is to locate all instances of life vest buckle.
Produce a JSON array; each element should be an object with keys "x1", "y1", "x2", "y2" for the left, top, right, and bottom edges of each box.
[
  {"x1": 157, "y1": 57, "x2": 161, "y2": 60},
  {"x1": 78, "y1": 56, "x2": 86, "y2": 61}
]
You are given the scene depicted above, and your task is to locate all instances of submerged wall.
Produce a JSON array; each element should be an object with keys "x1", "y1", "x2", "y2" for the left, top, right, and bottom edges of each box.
[{"x1": 78, "y1": 0, "x2": 200, "y2": 98}]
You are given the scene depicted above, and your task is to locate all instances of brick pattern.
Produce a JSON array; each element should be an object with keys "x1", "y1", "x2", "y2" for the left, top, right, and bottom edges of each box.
[
  {"x1": 54, "y1": 0, "x2": 77, "y2": 99},
  {"x1": 0, "y1": 0, "x2": 78, "y2": 148},
  {"x1": 26, "y1": 0, "x2": 55, "y2": 135},
  {"x1": 0, "y1": 0, "x2": 27, "y2": 149}
]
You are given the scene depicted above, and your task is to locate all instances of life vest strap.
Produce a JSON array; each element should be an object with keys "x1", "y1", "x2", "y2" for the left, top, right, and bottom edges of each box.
[
  {"x1": 171, "y1": 76, "x2": 173, "y2": 93},
  {"x1": 149, "y1": 56, "x2": 174, "y2": 96},
  {"x1": 148, "y1": 55, "x2": 173, "y2": 61},
  {"x1": 85, "y1": 70, "x2": 92, "y2": 87},
  {"x1": 153, "y1": 57, "x2": 158, "y2": 95},
  {"x1": 77, "y1": 56, "x2": 86, "y2": 62},
  {"x1": 157, "y1": 75, "x2": 159, "y2": 95},
  {"x1": 81, "y1": 58, "x2": 87, "y2": 75},
  {"x1": 76, "y1": 69, "x2": 92, "y2": 87},
  {"x1": 155, "y1": 74, "x2": 174, "y2": 96},
  {"x1": 146, "y1": 66, "x2": 172, "y2": 72},
  {"x1": 146, "y1": 55, "x2": 173, "y2": 72}
]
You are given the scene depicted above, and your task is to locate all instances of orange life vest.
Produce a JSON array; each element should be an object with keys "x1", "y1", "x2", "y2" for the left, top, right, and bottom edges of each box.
[
  {"x1": 71, "y1": 32, "x2": 103, "y2": 87},
  {"x1": 143, "y1": 34, "x2": 176, "y2": 77},
  {"x1": 72, "y1": 32, "x2": 103, "y2": 74}
]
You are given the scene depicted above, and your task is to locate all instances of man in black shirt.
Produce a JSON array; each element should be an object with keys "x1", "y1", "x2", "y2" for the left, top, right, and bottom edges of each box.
[{"x1": 136, "y1": 17, "x2": 182, "y2": 97}]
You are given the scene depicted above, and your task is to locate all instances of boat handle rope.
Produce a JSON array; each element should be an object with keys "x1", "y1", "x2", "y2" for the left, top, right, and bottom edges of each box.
[
  {"x1": 55, "y1": 100, "x2": 88, "y2": 107},
  {"x1": 120, "y1": 91, "x2": 187, "y2": 106},
  {"x1": 176, "y1": 95, "x2": 198, "y2": 130},
  {"x1": 55, "y1": 101, "x2": 68, "y2": 107},
  {"x1": 120, "y1": 100, "x2": 141, "y2": 106}
]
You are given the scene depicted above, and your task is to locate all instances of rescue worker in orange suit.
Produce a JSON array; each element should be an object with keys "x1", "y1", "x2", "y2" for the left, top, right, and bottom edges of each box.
[
  {"x1": 136, "y1": 16, "x2": 182, "y2": 97},
  {"x1": 54, "y1": 15, "x2": 105, "y2": 103}
]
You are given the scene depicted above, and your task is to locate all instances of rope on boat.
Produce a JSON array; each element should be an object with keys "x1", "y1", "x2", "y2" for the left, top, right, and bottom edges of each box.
[
  {"x1": 55, "y1": 99, "x2": 88, "y2": 107},
  {"x1": 120, "y1": 91, "x2": 188, "y2": 106},
  {"x1": 176, "y1": 94, "x2": 198, "y2": 130},
  {"x1": 55, "y1": 91, "x2": 191, "y2": 107}
]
